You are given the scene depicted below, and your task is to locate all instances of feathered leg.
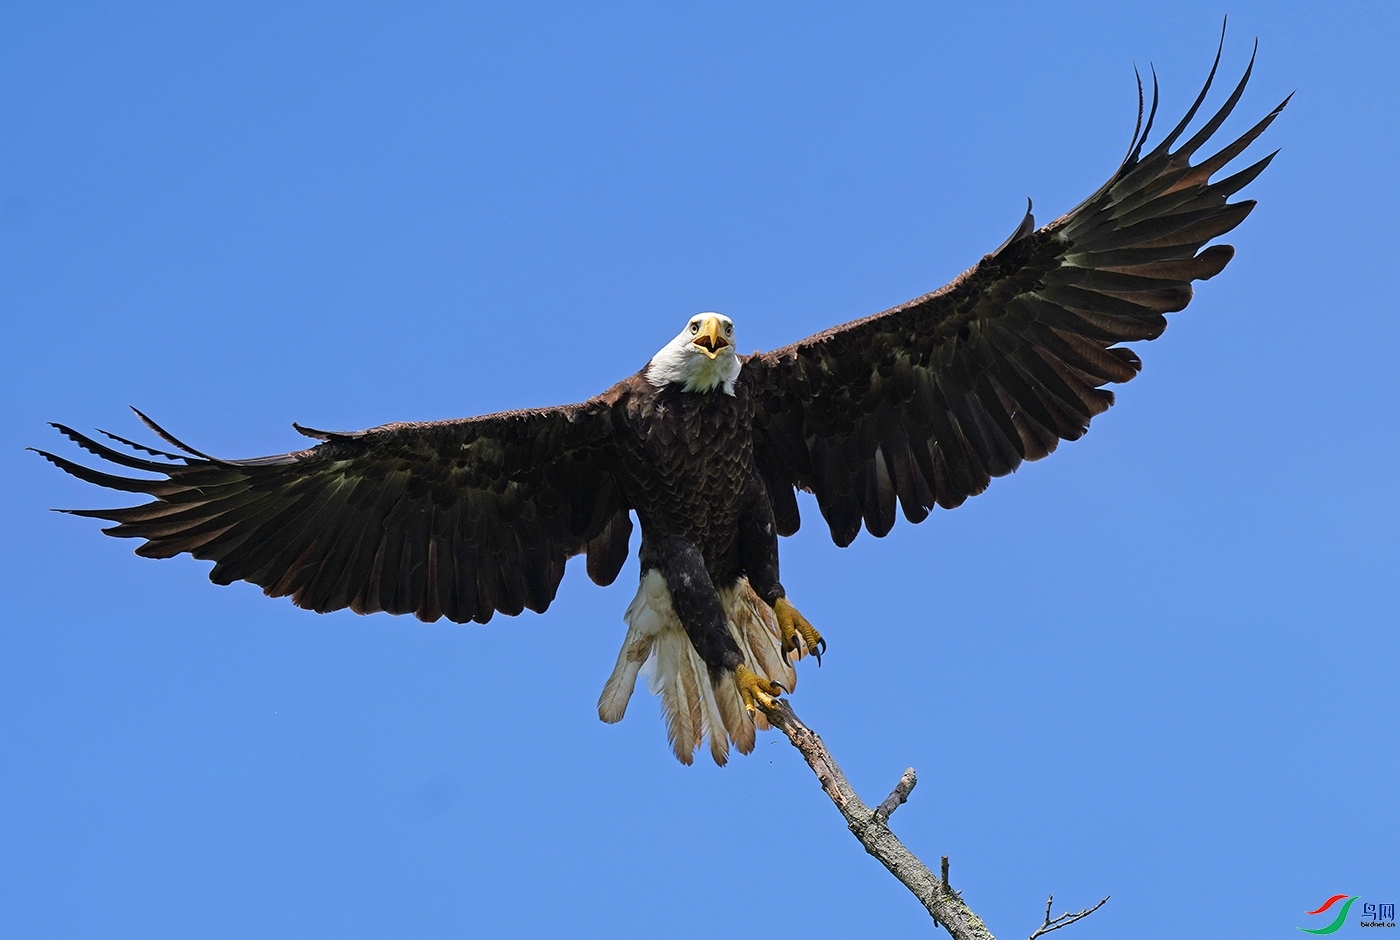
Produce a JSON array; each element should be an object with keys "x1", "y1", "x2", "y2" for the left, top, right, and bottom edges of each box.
[{"x1": 739, "y1": 477, "x2": 827, "y2": 664}]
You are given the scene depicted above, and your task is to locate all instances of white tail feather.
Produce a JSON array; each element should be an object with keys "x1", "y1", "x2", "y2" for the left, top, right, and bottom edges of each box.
[
  {"x1": 598, "y1": 569, "x2": 805, "y2": 765},
  {"x1": 654, "y1": 627, "x2": 699, "y2": 764},
  {"x1": 597, "y1": 575, "x2": 667, "y2": 724}
]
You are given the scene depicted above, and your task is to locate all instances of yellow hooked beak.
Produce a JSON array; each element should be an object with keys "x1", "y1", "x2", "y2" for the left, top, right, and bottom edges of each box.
[{"x1": 691, "y1": 315, "x2": 730, "y2": 359}]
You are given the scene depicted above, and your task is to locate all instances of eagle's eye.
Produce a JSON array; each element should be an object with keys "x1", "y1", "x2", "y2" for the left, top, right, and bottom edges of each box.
[
  {"x1": 690, "y1": 322, "x2": 700, "y2": 334},
  {"x1": 725, "y1": 323, "x2": 732, "y2": 335}
]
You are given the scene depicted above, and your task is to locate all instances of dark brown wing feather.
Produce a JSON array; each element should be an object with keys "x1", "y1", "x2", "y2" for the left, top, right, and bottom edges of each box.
[
  {"x1": 745, "y1": 40, "x2": 1287, "y2": 547},
  {"x1": 37, "y1": 401, "x2": 631, "y2": 624}
]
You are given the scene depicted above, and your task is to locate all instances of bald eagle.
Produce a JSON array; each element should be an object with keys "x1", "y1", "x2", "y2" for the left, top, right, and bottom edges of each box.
[{"x1": 38, "y1": 45, "x2": 1285, "y2": 765}]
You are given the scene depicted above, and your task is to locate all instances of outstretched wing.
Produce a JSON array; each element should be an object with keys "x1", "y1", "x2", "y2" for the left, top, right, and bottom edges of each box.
[
  {"x1": 745, "y1": 41, "x2": 1287, "y2": 547},
  {"x1": 37, "y1": 402, "x2": 632, "y2": 624}
]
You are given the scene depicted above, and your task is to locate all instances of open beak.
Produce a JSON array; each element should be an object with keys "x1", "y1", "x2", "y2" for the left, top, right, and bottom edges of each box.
[{"x1": 691, "y1": 315, "x2": 730, "y2": 359}]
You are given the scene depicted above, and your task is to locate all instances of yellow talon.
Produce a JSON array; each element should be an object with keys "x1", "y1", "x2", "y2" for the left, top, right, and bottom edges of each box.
[
  {"x1": 734, "y1": 663, "x2": 784, "y2": 714},
  {"x1": 774, "y1": 597, "x2": 826, "y2": 664}
]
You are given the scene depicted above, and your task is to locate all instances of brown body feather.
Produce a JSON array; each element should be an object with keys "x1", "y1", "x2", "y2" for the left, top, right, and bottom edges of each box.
[{"x1": 614, "y1": 379, "x2": 759, "y2": 585}]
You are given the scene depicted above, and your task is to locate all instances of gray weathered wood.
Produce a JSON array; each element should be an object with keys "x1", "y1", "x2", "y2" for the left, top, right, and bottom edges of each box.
[
  {"x1": 763, "y1": 699, "x2": 996, "y2": 939},
  {"x1": 763, "y1": 699, "x2": 1109, "y2": 939}
]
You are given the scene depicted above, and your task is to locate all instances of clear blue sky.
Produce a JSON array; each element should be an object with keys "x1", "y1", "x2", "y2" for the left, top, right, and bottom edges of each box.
[{"x1": 3, "y1": 3, "x2": 1396, "y2": 938}]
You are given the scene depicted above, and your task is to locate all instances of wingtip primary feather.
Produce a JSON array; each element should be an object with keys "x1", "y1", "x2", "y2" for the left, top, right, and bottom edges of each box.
[
  {"x1": 48, "y1": 423, "x2": 184, "y2": 473},
  {"x1": 1144, "y1": 23, "x2": 1227, "y2": 160},
  {"x1": 292, "y1": 422, "x2": 332, "y2": 441},
  {"x1": 29, "y1": 447, "x2": 160, "y2": 493},
  {"x1": 130, "y1": 407, "x2": 216, "y2": 460},
  {"x1": 1123, "y1": 62, "x2": 1161, "y2": 167},
  {"x1": 990, "y1": 201, "x2": 1036, "y2": 257},
  {"x1": 96, "y1": 427, "x2": 186, "y2": 461},
  {"x1": 292, "y1": 422, "x2": 367, "y2": 443}
]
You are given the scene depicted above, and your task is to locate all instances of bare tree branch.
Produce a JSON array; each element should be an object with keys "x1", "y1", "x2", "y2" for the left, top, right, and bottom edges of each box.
[
  {"x1": 874, "y1": 767, "x2": 918, "y2": 823},
  {"x1": 762, "y1": 699, "x2": 1109, "y2": 940},
  {"x1": 763, "y1": 699, "x2": 993, "y2": 940},
  {"x1": 1027, "y1": 894, "x2": 1110, "y2": 940}
]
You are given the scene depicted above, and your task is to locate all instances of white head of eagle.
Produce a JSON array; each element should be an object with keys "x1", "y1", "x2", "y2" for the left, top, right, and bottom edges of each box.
[{"x1": 646, "y1": 312, "x2": 741, "y2": 395}]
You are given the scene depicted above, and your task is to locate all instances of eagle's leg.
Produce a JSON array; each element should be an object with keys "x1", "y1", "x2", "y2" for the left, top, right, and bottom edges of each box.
[
  {"x1": 734, "y1": 663, "x2": 784, "y2": 713},
  {"x1": 774, "y1": 596, "x2": 826, "y2": 665},
  {"x1": 738, "y1": 478, "x2": 826, "y2": 664},
  {"x1": 649, "y1": 536, "x2": 747, "y2": 672},
  {"x1": 647, "y1": 536, "x2": 790, "y2": 718}
]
